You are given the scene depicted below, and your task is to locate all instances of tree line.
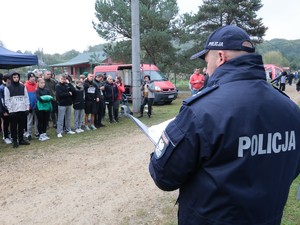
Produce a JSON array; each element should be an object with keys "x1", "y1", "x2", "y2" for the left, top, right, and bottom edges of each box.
[{"x1": 1, "y1": 0, "x2": 299, "y2": 77}]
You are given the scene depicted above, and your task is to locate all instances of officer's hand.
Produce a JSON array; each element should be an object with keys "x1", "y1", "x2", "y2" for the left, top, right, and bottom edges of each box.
[
  {"x1": 29, "y1": 108, "x2": 32, "y2": 113},
  {"x1": 25, "y1": 110, "x2": 29, "y2": 116}
]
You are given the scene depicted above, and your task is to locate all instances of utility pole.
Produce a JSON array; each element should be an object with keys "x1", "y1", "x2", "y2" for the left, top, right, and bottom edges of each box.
[{"x1": 131, "y1": 0, "x2": 141, "y2": 113}]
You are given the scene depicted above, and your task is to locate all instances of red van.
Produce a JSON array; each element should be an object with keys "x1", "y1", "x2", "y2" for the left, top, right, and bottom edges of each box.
[{"x1": 93, "y1": 64, "x2": 178, "y2": 104}]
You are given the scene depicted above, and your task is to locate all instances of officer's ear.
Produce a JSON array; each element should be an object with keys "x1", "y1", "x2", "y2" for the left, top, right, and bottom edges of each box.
[{"x1": 217, "y1": 51, "x2": 227, "y2": 66}]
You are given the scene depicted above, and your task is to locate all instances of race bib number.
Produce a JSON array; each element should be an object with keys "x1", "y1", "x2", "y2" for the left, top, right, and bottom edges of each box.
[{"x1": 87, "y1": 87, "x2": 96, "y2": 94}]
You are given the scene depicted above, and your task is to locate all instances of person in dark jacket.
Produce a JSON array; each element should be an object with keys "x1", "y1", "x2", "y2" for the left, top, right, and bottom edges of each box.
[
  {"x1": 35, "y1": 78, "x2": 52, "y2": 141},
  {"x1": 103, "y1": 75, "x2": 119, "y2": 123},
  {"x1": 4, "y1": 71, "x2": 30, "y2": 148},
  {"x1": 83, "y1": 73, "x2": 99, "y2": 130},
  {"x1": 44, "y1": 70, "x2": 58, "y2": 129},
  {"x1": 149, "y1": 25, "x2": 300, "y2": 225},
  {"x1": 93, "y1": 74, "x2": 106, "y2": 128},
  {"x1": 55, "y1": 74, "x2": 76, "y2": 137},
  {"x1": 0, "y1": 74, "x2": 12, "y2": 144},
  {"x1": 73, "y1": 79, "x2": 85, "y2": 133}
]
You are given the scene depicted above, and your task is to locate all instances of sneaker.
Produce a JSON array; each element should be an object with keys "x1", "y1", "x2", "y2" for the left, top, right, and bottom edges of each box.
[
  {"x1": 27, "y1": 135, "x2": 32, "y2": 141},
  {"x1": 39, "y1": 135, "x2": 47, "y2": 141},
  {"x1": 57, "y1": 133, "x2": 63, "y2": 138},
  {"x1": 35, "y1": 134, "x2": 40, "y2": 139},
  {"x1": 75, "y1": 129, "x2": 81, "y2": 133},
  {"x1": 85, "y1": 125, "x2": 90, "y2": 131},
  {"x1": 79, "y1": 128, "x2": 85, "y2": 133},
  {"x1": 4, "y1": 138, "x2": 12, "y2": 144},
  {"x1": 43, "y1": 133, "x2": 50, "y2": 140},
  {"x1": 66, "y1": 130, "x2": 75, "y2": 134},
  {"x1": 99, "y1": 124, "x2": 106, "y2": 127},
  {"x1": 90, "y1": 125, "x2": 97, "y2": 130}
]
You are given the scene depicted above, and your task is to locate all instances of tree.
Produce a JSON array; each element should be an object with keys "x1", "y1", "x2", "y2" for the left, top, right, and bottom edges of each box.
[
  {"x1": 93, "y1": 0, "x2": 180, "y2": 71},
  {"x1": 183, "y1": 0, "x2": 267, "y2": 46},
  {"x1": 262, "y1": 51, "x2": 289, "y2": 67}
]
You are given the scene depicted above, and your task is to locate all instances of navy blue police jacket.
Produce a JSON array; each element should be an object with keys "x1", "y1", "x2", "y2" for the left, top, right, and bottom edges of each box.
[{"x1": 149, "y1": 54, "x2": 300, "y2": 225}]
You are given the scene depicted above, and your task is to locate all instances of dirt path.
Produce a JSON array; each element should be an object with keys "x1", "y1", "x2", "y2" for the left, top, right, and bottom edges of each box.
[
  {"x1": 0, "y1": 83, "x2": 299, "y2": 225},
  {"x1": 0, "y1": 129, "x2": 178, "y2": 225}
]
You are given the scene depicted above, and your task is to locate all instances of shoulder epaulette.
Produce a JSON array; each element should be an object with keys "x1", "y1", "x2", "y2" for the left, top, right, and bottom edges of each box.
[{"x1": 184, "y1": 85, "x2": 219, "y2": 106}]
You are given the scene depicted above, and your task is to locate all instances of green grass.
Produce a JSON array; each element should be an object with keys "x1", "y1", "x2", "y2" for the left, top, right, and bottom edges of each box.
[{"x1": 282, "y1": 176, "x2": 300, "y2": 225}]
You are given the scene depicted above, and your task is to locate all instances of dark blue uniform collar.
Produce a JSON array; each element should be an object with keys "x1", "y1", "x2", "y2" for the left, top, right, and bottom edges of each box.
[{"x1": 207, "y1": 53, "x2": 266, "y2": 87}]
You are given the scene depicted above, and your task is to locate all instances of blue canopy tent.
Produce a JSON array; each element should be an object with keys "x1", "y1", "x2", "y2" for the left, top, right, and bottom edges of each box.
[{"x1": 0, "y1": 46, "x2": 38, "y2": 69}]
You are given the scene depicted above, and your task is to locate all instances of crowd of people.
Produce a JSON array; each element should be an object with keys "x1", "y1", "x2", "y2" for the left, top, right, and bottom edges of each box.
[
  {"x1": 0, "y1": 70, "x2": 126, "y2": 148},
  {"x1": 271, "y1": 70, "x2": 300, "y2": 92}
]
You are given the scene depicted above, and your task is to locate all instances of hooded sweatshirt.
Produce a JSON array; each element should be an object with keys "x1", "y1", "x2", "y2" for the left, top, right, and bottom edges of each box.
[
  {"x1": 4, "y1": 73, "x2": 30, "y2": 113},
  {"x1": 25, "y1": 80, "x2": 37, "y2": 110}
]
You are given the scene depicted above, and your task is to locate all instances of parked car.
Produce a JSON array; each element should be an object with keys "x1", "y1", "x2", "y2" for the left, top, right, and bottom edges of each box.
[{"x1": 94, "y1": 64, "x2": 178, "y2": 104}]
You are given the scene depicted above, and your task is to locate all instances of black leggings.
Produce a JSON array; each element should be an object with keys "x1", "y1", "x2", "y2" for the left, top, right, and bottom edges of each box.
[
  {"x1": 140, "y1": 97, "x2": 154, "y2": 116},
  {"x1": 36, "y1": 110, "x2": 50, "y2": 134},
  {"x1": 10, "y1": 112, "x2": 26, "y2": 142}
]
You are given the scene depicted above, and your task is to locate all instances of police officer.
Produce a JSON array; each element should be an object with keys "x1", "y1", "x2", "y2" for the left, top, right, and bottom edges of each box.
[{"x1": 149, "y1": 25, "x2": 300, "y2": 225}]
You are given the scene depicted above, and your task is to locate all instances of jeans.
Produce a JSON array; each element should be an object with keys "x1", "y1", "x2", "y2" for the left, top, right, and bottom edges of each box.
[
  {"x1": 74, "y1": 109, "x2": 84, "y2": 130},
  {"x1": 57, "y1": 105, "x2": 72, "y2": 134},
  {"x1": 26, "y1": 111, "x2": 39, "y2": 136}
]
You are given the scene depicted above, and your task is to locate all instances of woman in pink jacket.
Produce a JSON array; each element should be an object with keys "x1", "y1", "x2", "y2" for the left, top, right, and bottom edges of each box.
[{"x1": 115, "y1": 77, "x2": 125, "y2": 122}]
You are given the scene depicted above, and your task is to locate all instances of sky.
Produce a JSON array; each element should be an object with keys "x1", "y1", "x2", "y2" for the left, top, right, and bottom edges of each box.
[{"x1": 0, "y1": 0, "x2": 299, "y2": 54}]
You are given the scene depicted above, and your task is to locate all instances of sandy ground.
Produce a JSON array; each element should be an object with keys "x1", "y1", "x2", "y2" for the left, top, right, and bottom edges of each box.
[
  {"x1": 0, "y1": 129, "x2": 179, "y2": 225},
  {"x1": 0, "y1": 83, "x2": 299, "y2": 225}
]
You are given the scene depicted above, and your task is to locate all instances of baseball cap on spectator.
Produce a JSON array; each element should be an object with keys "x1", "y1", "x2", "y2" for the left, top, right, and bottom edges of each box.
[
  {"x1": 190, "y1": 25, "x2": 255, "y2": 60},
  {"x1": 83, "y1": 72, "x2": 88, "y2": 77}
]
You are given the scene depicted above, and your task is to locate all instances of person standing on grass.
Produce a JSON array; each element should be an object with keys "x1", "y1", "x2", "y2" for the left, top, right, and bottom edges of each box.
[
  {"x1": 55, "y1": 74, "x2": 75, "y2": 138},
  {"x1": 149, "y1": 25, "x2": 300, "y2": 225},
  {"x1": 44, "y1": 70, "x2": 58, "y2": 129},
  {"x1": 4, "y1": 72, "x2": 30, "y2": 148},
  {"x1": 73, "y1": 80, "x2": 85, "y2": 133},
  {"x1": 24, "y1": 72, "x2": 39, "y2": 140},
  {"x1": 83, "y1": 73, "x2": 99, "y2": 130},
  {"x1": 189, "y1": 68, "x2": 205, "y2": 95},
  {"x1": 35, "y1": 78, "x2": 52, "y2": 141},
  {"x1": 115, "y1": 76, "x2": 125, "y2": 121},
  {"x1": 279, "y1": 71, "x2": 287, "y2": 92},
  {"x1": 93, "y1": 74, "x2": 106, "y2": 128},
  {"x1": 138, "y1": 75, "x2": 154, "y2": 118},
  {"x1": 103, "y1": 75, "x2": 119, "y2": 123},
  {"x1": 0, "y1": 74, "x2": 12, "y2": 145}
]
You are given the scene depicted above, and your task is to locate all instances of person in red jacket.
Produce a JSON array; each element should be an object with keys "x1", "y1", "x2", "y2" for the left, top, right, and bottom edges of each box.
[
  {"x1": 115, "y1": 76, "x2": 125, "y2": 121},
  {"x1": 189, "y1": 68, "x2": 205, "y2": 95},
  {"x1": 24, "y1": 72, "x2": 39, "y2": 140}
]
